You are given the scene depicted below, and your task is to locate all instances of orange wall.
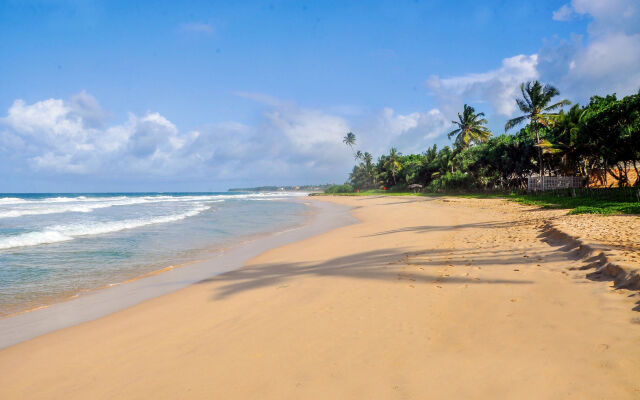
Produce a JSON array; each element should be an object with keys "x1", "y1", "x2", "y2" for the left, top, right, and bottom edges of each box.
[{"x1": 589, "y1": 168, "x2": 639, "y2": 187}]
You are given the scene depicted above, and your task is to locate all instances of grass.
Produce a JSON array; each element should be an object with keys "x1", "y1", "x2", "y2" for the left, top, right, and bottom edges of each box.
[
  {"x1": 313, "y1": 189, "x2": 640, "y2": 215},
  {"x1": 504, "y1": 193, "x2": 640, "y2": 215}
]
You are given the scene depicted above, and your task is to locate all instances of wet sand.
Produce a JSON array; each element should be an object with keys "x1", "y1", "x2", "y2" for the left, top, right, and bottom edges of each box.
[{"x1": 0, "y1": 196, "x2": 639, "y2": 399}]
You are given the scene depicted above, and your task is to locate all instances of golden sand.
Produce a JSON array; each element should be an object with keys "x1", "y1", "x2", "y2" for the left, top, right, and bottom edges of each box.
[{"x1": 0, "y1": 196, "x2": 639, "y2": 399}]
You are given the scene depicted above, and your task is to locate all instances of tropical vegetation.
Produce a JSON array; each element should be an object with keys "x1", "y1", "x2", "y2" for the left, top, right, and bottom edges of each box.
[{"x1": 336, "y1": 81, "x2": 640, "y2": 194}]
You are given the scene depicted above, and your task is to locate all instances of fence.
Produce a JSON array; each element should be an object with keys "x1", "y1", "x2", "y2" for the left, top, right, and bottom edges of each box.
[{"x1": 527, "y1": 176, "x2": 584, "y2": 192}]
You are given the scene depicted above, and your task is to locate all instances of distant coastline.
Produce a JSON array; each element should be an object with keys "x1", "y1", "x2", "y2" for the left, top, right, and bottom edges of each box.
[{"x1": 228, "y1": 184, "x2": 333, "y2": 192}]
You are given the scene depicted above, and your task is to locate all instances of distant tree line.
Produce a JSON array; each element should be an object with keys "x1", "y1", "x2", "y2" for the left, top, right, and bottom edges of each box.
[{"x1": 338, "y1": 81, "x2": 640, "y2": 192}]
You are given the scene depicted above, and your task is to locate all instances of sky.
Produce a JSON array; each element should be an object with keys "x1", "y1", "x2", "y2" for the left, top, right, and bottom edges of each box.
[{"x1": 0, "y1": 0, "x2": 639, "y2": 192}]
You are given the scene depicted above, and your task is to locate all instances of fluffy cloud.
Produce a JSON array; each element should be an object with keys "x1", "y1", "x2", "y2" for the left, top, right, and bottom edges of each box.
[
  {"x1": 552, "y1": 4, "x2": 574, "y2": 21},
  {"x1": 426, "y1": 54, "x2": 539, "y2": 117},
  {"x1": 562, "y1": 0, "x2": 639, "y2": 35},
  {"x1": 0, "y1": 92, "x2": 359, "y2": 185},
  {"x1": 372, "y1": 108, "x2": 450, "y2": 154},
  {"x1": 428, "y1": 0, "x2": 640, "y2": 122},
  {"x1": 0, "y1": 95, "x2": 208, "y2": 175},
  {"x1": 0, "y1": 92, "x2": 455, "y2": 187},
  {"x1": 543, "y1": 0, "x2": 640, "y2": 100}
]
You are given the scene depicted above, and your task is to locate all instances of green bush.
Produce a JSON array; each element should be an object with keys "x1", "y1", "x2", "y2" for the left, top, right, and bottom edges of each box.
[
  {"x1": 324, "y1": 184, "x2": 355, "y2": 194},
  {"x1": 427, "y1": 171, "x2": 473, "y2": 192}
]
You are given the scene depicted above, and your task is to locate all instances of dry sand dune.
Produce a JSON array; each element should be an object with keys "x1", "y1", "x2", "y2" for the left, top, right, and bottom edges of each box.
[{"x1": 0, "y1": 196, "x2": 639, "y2": 399}]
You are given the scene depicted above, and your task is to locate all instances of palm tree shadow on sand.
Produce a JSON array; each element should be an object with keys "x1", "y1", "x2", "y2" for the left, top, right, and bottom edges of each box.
[{"x1": 196, "y1": 248, "x2": 534, "y2": 300}]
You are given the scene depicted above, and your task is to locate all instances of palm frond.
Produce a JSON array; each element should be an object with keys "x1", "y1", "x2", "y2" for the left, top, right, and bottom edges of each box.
[
  {"x1": 543, "y1": 99, "x2": 571, "y2": 112},
  {"x1": 505, "y1": 115, "x2": 527, "y2": 131},
  {"x1": 447, "y1": 128, "x2": 461, "y2": 139}
]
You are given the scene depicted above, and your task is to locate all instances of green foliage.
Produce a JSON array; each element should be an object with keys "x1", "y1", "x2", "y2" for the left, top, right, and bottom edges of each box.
[
  {"x1": 447, "y1": 104, "x2": 492, "y2": 150},
  {"x1": 341, "y1": 86, "x2": 639, "y2": 199},
  {"x1": 505, "y1": 188, "x2": 640, "y2": 215},
  {"x1": 324, "y1": 183, "x2": 355, "y2": 194},
  {"x1": 428, "y1": 171, "x2": 473, "y2": 192}
]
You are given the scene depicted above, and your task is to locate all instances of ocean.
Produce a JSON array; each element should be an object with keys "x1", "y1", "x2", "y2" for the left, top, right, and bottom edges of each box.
[{"x1": 0, "y1": 192, "x2": 309, "y2": 316}]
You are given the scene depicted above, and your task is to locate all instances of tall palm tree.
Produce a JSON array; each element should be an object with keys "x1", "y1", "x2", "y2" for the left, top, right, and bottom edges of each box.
[
  {"x1": 385, "y1": 147, "x2": 401, "y2": 185},
  {"x1": 505, "y1": 81, "x2": 570, "y2": 183},
  {"x1": 361, "y1": 152, "x2": 375, "y2": 187},
  {"x1": 362, "y1": 151, "x2": 373, "y2": 165},
  {"x1": 343, "y1": 132, "x2": 356, "y2": 152},
  {"x1": 447, "y1": 104, "x2": 492, "y2": 150}
]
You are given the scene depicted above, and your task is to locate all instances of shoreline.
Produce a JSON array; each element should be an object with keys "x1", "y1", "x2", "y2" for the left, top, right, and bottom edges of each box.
[
  {"x1": 0, "y1": 198, "x2": 356, "y2": 349},
  {"x1": 0, "y1": 197, "x2": 314, "y2": 319}
]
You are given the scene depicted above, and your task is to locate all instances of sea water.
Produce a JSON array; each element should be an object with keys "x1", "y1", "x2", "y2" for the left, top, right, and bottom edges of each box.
[{"x1": 0, "y1": 192, "x2": 308, "y2": 316}]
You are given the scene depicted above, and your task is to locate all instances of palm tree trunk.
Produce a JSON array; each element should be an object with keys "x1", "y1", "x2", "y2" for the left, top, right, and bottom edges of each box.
[{"x1": 535, "y1": 126, "x2": 544, "y2": 191}]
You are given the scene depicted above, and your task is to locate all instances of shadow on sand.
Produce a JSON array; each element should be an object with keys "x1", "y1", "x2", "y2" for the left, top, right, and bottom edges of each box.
[
  {"x1": 197, "y1": 247, "x2": 534, "y2": 300},
  {"x1": 362, "y1": 219, "x2": 541, "y2": 237}
]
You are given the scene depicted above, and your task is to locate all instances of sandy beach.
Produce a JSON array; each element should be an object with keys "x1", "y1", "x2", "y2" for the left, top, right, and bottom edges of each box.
[{"x1": 1, "y1": 195, "x2": 639, "y2": 399}]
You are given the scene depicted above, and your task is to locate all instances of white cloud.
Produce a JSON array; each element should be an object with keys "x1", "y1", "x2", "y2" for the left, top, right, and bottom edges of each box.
[
  {"x1": 427, "y1": 54, "x2": 539, "y2": 117},
  {"x1": 231, "y1": 91, "x2": 284, "y2": 107},
  {"x1": 552, "y1": 4, "x2": 574, "y2": 21},
  {"x1": 0, "y1": 95, "x2": 195, "y2": 175},
  {"x1": 180, "y1": 22, "x2": 214, "y2": 34},
  {"x1": 0, "y1": 92, "x2": 363, "y2": 184},
  {"x1": 374, "y1": 108, "x2": 450, "y2": 154},
  {"x1": 427, "y1": 0, "x2": 640, "y2": 122},
  {"x1": 545, "y1": 0, "x2": 640, "y2": 99},
  {"x1": 266, "y1": 108, "x2": 349, "y2": 154},
  {"x1": 0, "y1": 92, "x2": 455, "y2": 187},
  {"x1": 565, "y1": 0, "x2": 639, "y2": 35}
]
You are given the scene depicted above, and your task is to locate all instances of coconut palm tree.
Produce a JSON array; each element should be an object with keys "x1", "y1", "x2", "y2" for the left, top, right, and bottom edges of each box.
[
  {"x1": 447, "y1": 104, "x2": 492, "y2": 150},
  {"x1": 385, "y1": 147, "x2": 401, "y2": 185},
  {"x1": 361, "y1": 152, "x2": 376, "y2": 187},
  {"x1": 343, "y1": 132, "x2": 356, "y2": 151},
  {"x1": 537, "y1": 104, "x2": 585, "y2": 175},
  {"x1": 362, "y1": 151, "x2": 373, "y2": 165},
  {"x1": 505, "y1": 81, "x2": 570, "y2": 183}
]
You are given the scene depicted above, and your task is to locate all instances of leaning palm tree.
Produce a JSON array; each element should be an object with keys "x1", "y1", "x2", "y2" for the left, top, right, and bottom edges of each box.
[
  {"x1": 505, "y1": 81, "x2": 570, "y2": 183},
  {"x1": 447, "y1": 104, "x2": 492, "y2": 150}
]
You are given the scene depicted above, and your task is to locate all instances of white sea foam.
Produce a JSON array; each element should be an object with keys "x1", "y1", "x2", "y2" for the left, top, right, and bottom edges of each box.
[
  {"x1": 0, "y1": 196, "x2": 226, "y2": 219},
  {"x1": 0, "y1": 192, "x2": 300, "y2": 220},
  {"x1": 0, "y1": 197, "x2": 28, "y2": 205},
  {"x1": 0, "y1": 205, "x2": 211, "y2": 250}
]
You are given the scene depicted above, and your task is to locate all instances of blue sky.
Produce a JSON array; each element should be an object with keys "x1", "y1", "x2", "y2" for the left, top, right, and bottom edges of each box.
[{"x1": 0, "y1": 0, "x2": 638, "y2": 192}]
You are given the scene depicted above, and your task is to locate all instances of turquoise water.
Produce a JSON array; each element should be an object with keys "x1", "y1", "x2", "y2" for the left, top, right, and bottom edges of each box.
[{"x1": 0, "y1": 192, "x2": 308, "y2": 316}]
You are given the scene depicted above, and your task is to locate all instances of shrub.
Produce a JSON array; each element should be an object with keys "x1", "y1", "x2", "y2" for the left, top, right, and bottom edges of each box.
[{"x1": 324, "y1": 184, "x2": 355, "y2": 194}]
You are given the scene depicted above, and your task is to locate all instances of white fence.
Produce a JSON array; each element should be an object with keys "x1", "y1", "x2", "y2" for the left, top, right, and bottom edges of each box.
[{"x1": 527, "y1": 176, "x2": 584, "y2": 192}]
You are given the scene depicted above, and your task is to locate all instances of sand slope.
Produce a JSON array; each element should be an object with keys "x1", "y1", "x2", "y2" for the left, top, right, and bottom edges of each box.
[{"x1": 1, "y1": 196, "x2": 639, "y2": 399}]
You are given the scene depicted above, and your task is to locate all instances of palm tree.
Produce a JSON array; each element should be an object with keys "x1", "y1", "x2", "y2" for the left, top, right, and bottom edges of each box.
[
  {"x1": 385, "y1": 147, "x2": 401, "y2": 185},
  {"x1": 361, "y1": 152, "x2": 375, "y2": 187},
  {"x1": 447, "y1": 104, "x2": 492, "y2": 150},
  {"x1": 355, "y1": 150, "x2": 363, "y2": 161},
  {"x1": 362, "y1": 151, "x2": 373, "y2": 165},
  {"x1": 343, "y1": 132, "x2": 356, "y2": 152},
  {"x1": 505, "y1": 81, "x2": 570, "y2": 183},
  {"x1": 537, "y1": 104, "x2": 585, "y2": 175}
]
